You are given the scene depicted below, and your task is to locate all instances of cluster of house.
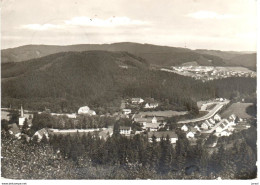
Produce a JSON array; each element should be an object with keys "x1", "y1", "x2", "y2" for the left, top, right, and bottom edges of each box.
[
  {"x1": 115, "y1": 112, "x2": 180, "y2": 144},
  {"x1": 117, "y1": 125, "x2": 178, "y2": 144},
  {"x1": 8, "y1": 106, "x2": 49, "y2": 142},
  {"x1": 180, "y1": 124, "x2": 199, "y2": 139},
  {"x1": 123, "y1": 98, "x2": 159, "y2": 112},
  {"x1": 7, "y1": 101, "x2": 248, "y2": 148},
  {"x1": 169, "y1": 66, "x2": 256, "y2": 82},
  {"x1": 118, "y1": 112, "x2": 167, "y2": 136},
  {"x1": 179, "y1": 113, "x2": 243, "y2": 139},
  {"x1": 131, "y1": 98, "x2": 159, "y2": 108},
  {"x1": 133, "y1": 114, "x2": 165, "y2": 131},
  {"x1": 39, "y1": 105, "x2": 96, "y2": 119}
]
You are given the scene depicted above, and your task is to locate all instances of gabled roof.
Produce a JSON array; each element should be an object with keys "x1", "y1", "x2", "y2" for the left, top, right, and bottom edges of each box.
[
  {"x1": 134, "y1": 117, "x2": 156, "y2": 123},
  {"x1": 189, "y1": 127, "x2": 198, "y2": 133},
  {"x1": 148, "y1": 131, "x2": 178, "y2": 139},
  {"x1": 229, "y1": 114, "x2": 236, "y2": 120},
  {"x1": 181, "y1": 125, "x2": 188, "y2": 128},
  {"x1": 99, "y1": 128, "x2": 113, "y2": 138},
  {"x1": 78, "y1": 106, "x2": 90, "y2": 112},
  {"x1": 8, "y1": 123, "x2": 20, "y2": 135},
  {"x1": 146, "y1": 102, "x2": 158, "y2": 106},
  {"x1": 214, "y1": 114, "x2": 221, "y2": 118},
  {"x1": 144, "y1": 122, "x2": 160, "y2": 129},
  {"x1": 119, "y1": 126, "x2": 131, "y2": 130},
  {"x1": 35, "y1": 128, "x2": 49, "y2": 136},
  {"x1": 217, "y1": 119, "x2": 229, "y2": 129},
  {"x1": 219, "y1": 123, "x2": 225, "y2": 129},
  {"x1": 209, "y1": 119, "x2": 215, "y2": 123},
  {"x1": 201, "y1": 122, "x2": 209, "y2": 127}
]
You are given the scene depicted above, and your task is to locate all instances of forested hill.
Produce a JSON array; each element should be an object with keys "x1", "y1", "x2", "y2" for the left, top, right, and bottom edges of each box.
[
  {"x1": 226, "y1": 53, "x2": 257, "y2": 71},
  {"x1": 1, "y1": 50, "x2": 256, "y2": 113},
  {"x1": 2, "y1": 42, "x2": 255, "y2": 67}
]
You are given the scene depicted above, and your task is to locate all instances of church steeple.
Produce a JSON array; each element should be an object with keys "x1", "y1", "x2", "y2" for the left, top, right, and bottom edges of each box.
[
  {"x1": 20, "y1": 105, "x2": 24, "y2": 118},
  {"x1": 19, "y1": 105, "x2": 26, "y2": 126}
]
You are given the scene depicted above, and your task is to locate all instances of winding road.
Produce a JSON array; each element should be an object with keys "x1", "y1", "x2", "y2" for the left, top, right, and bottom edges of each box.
[{"x1": 178, "y1": 100, "x2": 230, "y2": 124}]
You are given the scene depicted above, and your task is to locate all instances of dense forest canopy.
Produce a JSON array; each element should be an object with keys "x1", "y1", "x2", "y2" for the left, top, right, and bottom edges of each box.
[
  {"x1": 2, "y1": 51, "x2": 256, "y2": 113},
  {"x1": 1, "y1": 118, "x2": 257, "y2": 179}
]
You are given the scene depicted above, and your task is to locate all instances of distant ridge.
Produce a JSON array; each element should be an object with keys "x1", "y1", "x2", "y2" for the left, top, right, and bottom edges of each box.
[{"x1": 1, "y1": 42, "x2": 256, "y2": 69}]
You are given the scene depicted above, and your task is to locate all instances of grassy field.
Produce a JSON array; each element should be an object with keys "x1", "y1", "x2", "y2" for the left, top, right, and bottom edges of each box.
[
  {"x1": 206, "y1": 103, "x2": 216, "y2": 110},
  {"x1": 137, "y1": 110, "x2": 188, "y2": 117},
  {"x1": 220, "y1": 102, "x2": 253, "y2": 119}
]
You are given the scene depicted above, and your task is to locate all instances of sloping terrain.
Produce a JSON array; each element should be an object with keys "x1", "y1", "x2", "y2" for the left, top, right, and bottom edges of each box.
[
  {"x1": 2, "y1": 42, "x2": 229, "y2": 66},
  {"x1": 2, "y1": 50, "x2": 256, "y2": 113},
  {"x1": 226, "y1": 53, "x2": 256, "y2": 71}
]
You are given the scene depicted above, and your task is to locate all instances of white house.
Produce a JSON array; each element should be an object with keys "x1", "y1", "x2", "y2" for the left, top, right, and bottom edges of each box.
[
  {"x1": 122, "y1": 109, "x2": 131, "y2": 115},
  {"x1": 134, "y1": 116, "x2": 157, "y2": 125},
  {"x1": 78, "y1": 106, "x2": 96, "y2": 116},
  {"x1": 181, "y1": 125, "x2": 188, "y2": 132},
  {"x1": 214, "y1": 114, "x2": 221, "y2": 121},
  {"x1": 186, "y1": 127, "x2": 197, "y2": 139},
  {"x1": 215, "y1": 119, "x2": 229, "y2": 133},
  {"x1": 119, "y1": 126, "x2": 132, "y2": 136},
  {"x1": 78, "y1": 106, "x2": 90, "y2": 114},
  {"x1": 186, "y1": 132, "x2": 195, "y2": 138},
  {"x1": 201, "y1": 122, "x2": 209, "y2": 130},
  {"x1": 98, "y1": 127, "x2": 113, "y2": 140},
  {"x1": 131, "y1": 98, "x2": 144, "y2": 104},
  {"x1": 33, "y1": 128, "x2": 49, "y2": 142},
  {"x1": 151, "y1": 116, "x2": 157, "y2": 124},
  {"x1": 8, "y1": 123, "x2": 21, "y2": 139},
  {"x1": 228, "y1": 114, "x2": 236, "y2": 125},
  {"x1": 209, "y1": 118, "x2": 215, "y2": 125},
  {"x1": 220, "y1": 131, "x2": 232, "y2": 137},
  {"x1": 144, "y1": 103, "x2": 159, "y2": 109},
  {"x1": 205, "y1": 120, "x2": 213, "y2": 127},
  {"x1": 148, "y1": 131, "x2": 178, "y2": 144},
  {"x1": 194, "y1": 125, "x2": 201, "y2": 132}
]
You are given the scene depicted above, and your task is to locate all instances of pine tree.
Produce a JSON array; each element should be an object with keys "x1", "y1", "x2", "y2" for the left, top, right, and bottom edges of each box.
[
  {"x1": 22, "y1": 118, "x2": 29, "y2": 134},
  {"x1": 41, "y1": 134, "x2": 48, "y2": 144},
  {"x1": 8, "y1": 110, "x2": 19, "y2": 124}
]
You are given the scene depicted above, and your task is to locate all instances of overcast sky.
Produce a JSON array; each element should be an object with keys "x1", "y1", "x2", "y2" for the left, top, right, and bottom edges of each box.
[{"x1": 1, "y1": 0, "x2": 257, "y2": 51}]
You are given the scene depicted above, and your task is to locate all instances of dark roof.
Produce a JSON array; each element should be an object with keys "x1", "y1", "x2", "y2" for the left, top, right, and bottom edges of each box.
[
  {"x1": 134, "y1": 117, "x2": 155, "y2": 123},
  {"x1": 189, "y1": 127, "x2": 198, "y2": 133},
  {"x1": 98, "y1": 128, "x2": 113, "y2": 138},
  {"x1": 146, "y1": 102, "x2": 158, "y2": 106},
  {"x1": 119, "y1": 126, "x2": 131, "y2": 130},
  {"x1": 8, "y1": 123, "x2": 21, "y2": 135},
  {"x1": 144, "y1": 122, "x2": 160, "y2": 128},
  {"x1": 148, "y1": 131, "x2": 178, "y2": 138}
]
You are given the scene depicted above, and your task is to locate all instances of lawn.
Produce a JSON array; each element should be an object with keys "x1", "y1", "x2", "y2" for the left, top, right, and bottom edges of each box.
[{"x1": 220, "y1": 102, "x2": 253, "y2": 119}]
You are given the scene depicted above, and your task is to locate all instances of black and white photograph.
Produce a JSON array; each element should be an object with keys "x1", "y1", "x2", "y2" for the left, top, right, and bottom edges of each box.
[{"x1": 0, "y1": 0, "x2": 258, "y2": 182}]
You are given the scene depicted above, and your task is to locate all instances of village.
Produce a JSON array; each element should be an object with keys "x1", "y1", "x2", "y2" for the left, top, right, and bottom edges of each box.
[
  {"x1": 2, "y1": 95, "x2": 253, "y2": 153},
  {"x1": 161, "y1": 65, "x2": 256, "y2": 82}
]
